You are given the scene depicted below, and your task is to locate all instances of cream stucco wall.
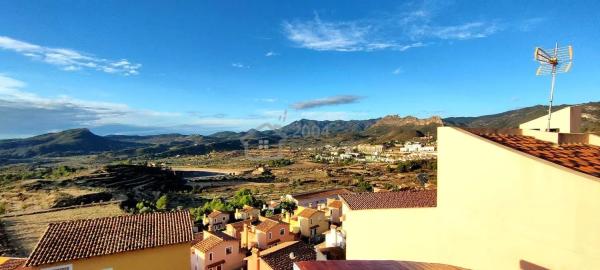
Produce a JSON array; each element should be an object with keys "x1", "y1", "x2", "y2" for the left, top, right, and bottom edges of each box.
[
  {"x1": 345, "y1": 127, "x2": 600, "y2": 270},
  {"x1": 519, "y1": 106, "x2": 581, "y2": 133},
  {"x1": 33, "y1": 243, "x2": 190, "y2": 270}
]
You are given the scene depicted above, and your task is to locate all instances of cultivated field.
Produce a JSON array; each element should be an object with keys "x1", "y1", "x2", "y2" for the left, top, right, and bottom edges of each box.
[{"x1": 1, "y1": 202, "x2": 125, "y2": 256}]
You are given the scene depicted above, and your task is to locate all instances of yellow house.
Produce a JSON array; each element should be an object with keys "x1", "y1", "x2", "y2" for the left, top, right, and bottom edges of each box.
[
  {"x1": 234, "y1": 205, "x2": 260, "y2": 221},
  {"x1": 191, "y1": 231, "x2": 245, "y2": 270},
  {"x1": 203, "y1": 210, "x2": 230, "y2": 231},
  {"x1": 341, "y1": 107, "x2": 600, "y2": 269},
  {"x1": 240, "y1": 216, "x2": 296, "y2": 250},
  {"x1": 284, "y1": 207, "x2": 328, "y2": 241},
  {"x1": 25, "y1": 211, "x2": 194, "y2": 270}
]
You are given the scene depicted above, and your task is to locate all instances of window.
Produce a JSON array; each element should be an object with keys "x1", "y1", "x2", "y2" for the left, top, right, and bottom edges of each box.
[
  {"x1": 280, "y1": 228, "x2": 285, "y2": 235},
  {"x1": 226, "y1": 246, "x2": 232, "y2": 255},
  {"x1": 310, "y1": 219, "x2": 312, "y2": 225},
  {"x1": 213, "y1": 218, "x2": 217, "y2": 223},
  {"x1": 268, "y1": 232, "x2": 272, "y2": 239},
  {"x1": 223, "y1": 216, "x2": 226, "y2": 221},
  {"x1": 209, "y1": 252, "x2": 213, "y2": 261}
]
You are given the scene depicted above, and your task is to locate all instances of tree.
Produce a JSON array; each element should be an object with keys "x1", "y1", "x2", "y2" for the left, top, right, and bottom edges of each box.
[
  {"x1": 356, "y1": 180, "x2": 373, "y2": 192},
  {"x1": 156, "y1": 195, "x2": 169, "y2": 210},
  {"x1": 278, "y1": 199, "x2": 297, "y2": 213}
]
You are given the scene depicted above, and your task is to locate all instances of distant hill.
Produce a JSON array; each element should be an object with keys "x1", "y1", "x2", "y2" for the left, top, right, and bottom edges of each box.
[
  {"x1": 364, "y1": 115, "x2": 442, "y2": 143},
  {"x1": 443, "y1": 102, "x2": 600, "y2": 132},
  {"x1": 0, "y1": 129, "x2": 139, "y2": 159},
  {"x1": 1, "y1": 102, "x2": 597, "y2": 162}
]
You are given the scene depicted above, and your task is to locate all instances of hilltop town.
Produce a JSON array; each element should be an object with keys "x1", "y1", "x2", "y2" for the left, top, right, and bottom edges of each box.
[{"x1": 0, "y1": 105, "x2": 599, "y2": 270}]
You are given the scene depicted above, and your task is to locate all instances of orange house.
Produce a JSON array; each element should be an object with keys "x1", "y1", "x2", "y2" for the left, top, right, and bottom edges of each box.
[
  {"x1": 241, "y1": 216, "x2": 296, "y2": 250},
  {"x1": 191, "y1": 231, "x2": 246, "y2": 270}
]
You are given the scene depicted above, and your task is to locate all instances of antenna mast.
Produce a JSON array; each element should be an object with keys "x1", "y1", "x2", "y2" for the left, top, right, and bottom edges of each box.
[{"x1": 534, "y1": 43, "x2": 573, "y2": 132}]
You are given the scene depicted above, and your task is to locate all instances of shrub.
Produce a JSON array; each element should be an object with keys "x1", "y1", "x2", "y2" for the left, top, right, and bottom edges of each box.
[{"x1": 156, "y1": 195, "x2": 169, "y2": 210}]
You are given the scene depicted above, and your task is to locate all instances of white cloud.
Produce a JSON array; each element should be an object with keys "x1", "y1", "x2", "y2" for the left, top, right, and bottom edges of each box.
[
  {"x1": 231, "y1": 62, "x2": 250, "y2": 68},
  {"x1": 282, "y1": 6, "x2": 508, "y2": 52},
  {"x1": 265, "y1": 51, "x2": 279, "y2": 57},
  {"x1": 0, "y1": 74, "x2": 283, "y2": 137},
  {"x1": 0, "y1": 36, "x2": 141, "y2": 75},
  {"x1": 392, "y1": 67, "x2": 403, "y2": 75}
]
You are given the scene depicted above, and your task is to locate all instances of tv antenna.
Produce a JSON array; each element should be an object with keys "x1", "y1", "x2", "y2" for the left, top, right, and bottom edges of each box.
[{"x1": 534, "y1": 43, "x2": 573, "y2": 131}]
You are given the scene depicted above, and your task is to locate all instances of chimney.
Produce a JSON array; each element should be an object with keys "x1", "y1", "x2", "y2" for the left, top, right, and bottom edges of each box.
[{"x1": 251, "y1": 248, "x2": 261, "y2": 270}]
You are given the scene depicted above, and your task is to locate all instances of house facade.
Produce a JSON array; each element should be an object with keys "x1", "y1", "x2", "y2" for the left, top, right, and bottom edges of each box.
[
  {"x1": 191, "y1": 231, "x2": 245, "y2": 270},
  {"x1": 25, "y1": 211, "x2": 194, "y2": 270},
  {"x1": 204, "y1": 210, "x2": 230, "y2": 231},
  {"x1": 285, "y1": 207, "x2": 328, "y2": 242},
  {"x1": 234, "y1": 205, "x2": 260, "y2": 221},
  {"x1": 241, "y1": 216, "x2": 296, "y2": 250},
  {"x1": 342, "y1": 107, "x2": 600, "y2": 269}
]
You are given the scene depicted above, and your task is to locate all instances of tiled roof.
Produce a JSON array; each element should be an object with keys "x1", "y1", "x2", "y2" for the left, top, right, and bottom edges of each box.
[
  {"x1": 292, "y1": 188, "x2": 352, "y2": 200},
  {"x1": 340, "y1": 190, "x2": 437, "y2": 210},
  {"x1": 255, "y1": 219, "x2": 279, "y2": 232},
  {"x1": 294, "y1": 260, "x2": 467, "y2": 270},
  {"x1": 191, "y1": 232, "x2": 204, "y2": 246},
  {"x1": 296, "y1": 208, "x2": 320, "y2": 218},
  {"x1": 208, "y1": 210, "x2": 225, "y2": 218},
  {"x1": 471, "y1": 132, "x2": 600, "y2": 178},
  {"x1": 26, "y1": 211, "x2": 193, "y2": 267},
  {"x1": 193, "y1": 236, "x2": 222, "y2": 252},
  {"x1": 0, "y1": 258, "x2": 27, "y2": 270},
  {"x1": 240, "y1": 205, "x2": 257, "y2": 213},
  {"x1": 228, "y1": 220, "x2": 252, "y2": 231},
  {"x1": 260, "y1": 241, "x2": 316, "y2": 270},
  {"x1": 193, "y1": 231, "x2": 238, "y2": 252},
  {"x1": 327, "y1": 200, "x2": 342, "y2": 209}
]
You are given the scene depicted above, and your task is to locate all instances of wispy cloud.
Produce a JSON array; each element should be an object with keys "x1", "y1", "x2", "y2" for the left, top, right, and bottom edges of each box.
[
  {"x1": 0, "y1": 74, "x2": 277, "y2": 137},
  {"x1": 392, "y1": 67, "x2": 403, "y2": 75},
  {"x1": 282, "y1": 14, "x2": 424, "y2": 52},
  {"x1": 282, "y1": 4, "x2": 516, "y2": 52},
  {"x1": 291, "y1": 95, "x2": 363, "y2": 110},
  {"x1": 255, "y1": 98, "x2": 277, "y2": 103},
  {"x1": 231, "y1": 62, "x2": 250, "y2": 68},
  {"x1": 265, "y1": 51, "x2": 279, "y2": 57},
  {"x1": 0, "y1": 36, "x2": 141, "y2": 75}
]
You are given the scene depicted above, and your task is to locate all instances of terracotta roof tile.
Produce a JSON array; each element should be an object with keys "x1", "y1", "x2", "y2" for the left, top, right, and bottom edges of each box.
[
  {"x1": 260, "y1": 241, "x2": 316, "y2": 270},
  {"x1": 470, "y1": 132, "x2": 600, "y2": 178},
  {"x1": 296, "y1": 208, "x2": 320, "y2": 218},
  {"x1": 208, "y1": 210, "x2": 225, "y2": 218},
  {"x1": 0, "y1": 259, "x2": 27, "y2": 270},
  {"x1": 26, "y1": 211, "x2": 194, "y2": 267},
  {"x1": 327, "y1": 200, "x2": 342, "y2": 209},
  {"x1": 254, "y1": 219, "x2": 279, "y2": 232},
  {"x1": 294, "y1": 260, "x2": 467, "y2": 270},
  {"x1": 193, "y1": 236, "x2": 222, "y2": 252},
  {"x1": 340, "y1": 190, "x2": 437, "y2": 210},
  {"x1": 192, "y1": 231, "x2": 237, "y2": 252},
  {"x1": 292, "y1": 188, "x2": 353, "y2": 201}
]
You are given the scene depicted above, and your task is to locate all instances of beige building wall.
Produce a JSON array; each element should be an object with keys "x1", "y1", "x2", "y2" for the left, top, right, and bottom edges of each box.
[
  {"x1": 519, "y1": 106, "x2": 581, "y2": 133},
  {"x1": 345, "y1": 127, "x2": 600, "y2": 270}
]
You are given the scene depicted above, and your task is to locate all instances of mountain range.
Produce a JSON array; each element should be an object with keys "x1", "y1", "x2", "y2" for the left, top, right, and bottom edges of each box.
[{"x1": 0, "y1": 102, "x2": 598, "y2": 162}]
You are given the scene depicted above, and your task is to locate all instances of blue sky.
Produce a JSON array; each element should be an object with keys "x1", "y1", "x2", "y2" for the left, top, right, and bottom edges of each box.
[{"x1": 0, "y1": 0, "x2": 598, "y2": 138}]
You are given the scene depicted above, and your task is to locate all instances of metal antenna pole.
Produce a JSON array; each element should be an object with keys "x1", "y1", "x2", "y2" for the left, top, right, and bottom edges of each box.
[{"x1": 546, "y1": 42, "x2": 558, "y2": 132}]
